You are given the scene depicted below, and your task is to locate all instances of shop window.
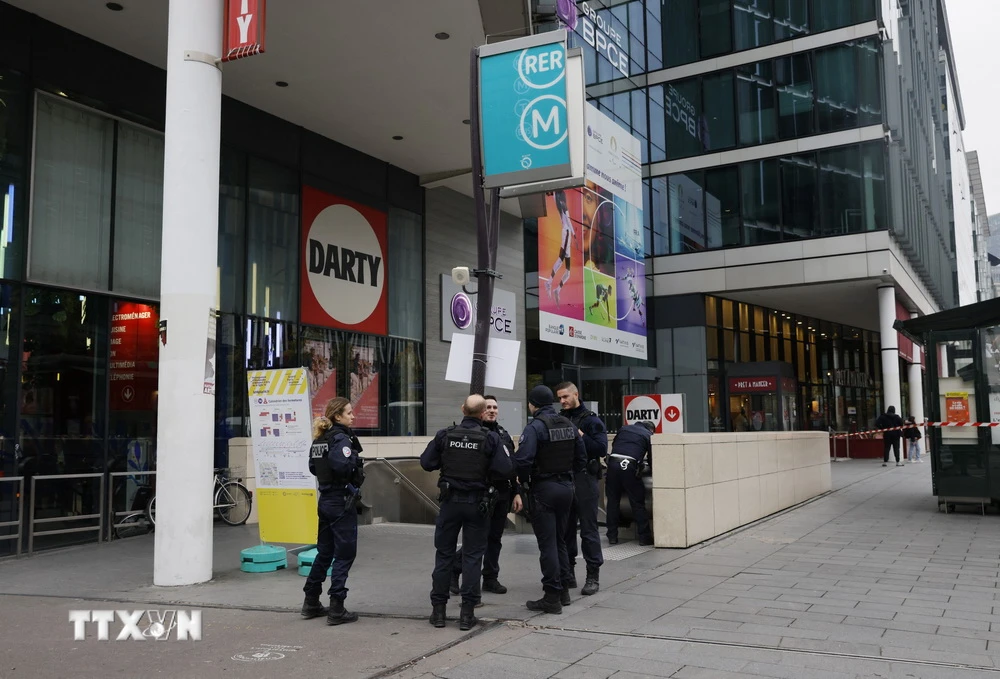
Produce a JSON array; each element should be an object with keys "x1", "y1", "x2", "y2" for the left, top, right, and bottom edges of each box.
[
  {"x1": 721, "y1": 299, "x2": 735, "y2": 329},
  {"x1": 246, "y1": 316, "x2": 297, "y2": 372},
  {"x1": 218, "y1": 149, "x2": 246, "y2": 314},
  {"x1": 741, "y1": 159, "x2": 781, "y2": 244},
  {"x1": 112, "y1": 123, "x2": 164, "y2": 299},
  {"x1": 775, "y1": 53, "x2": 814, "y2": 139},
  {"x1": 246, "y1": 159, "x2": 298, "y2": 321},
  {"x1": 705, "y1": 166, "x2": 740, "y2": 248},
  {"x1": 734, "y1": 0, "x2": 775, "y2": 51},
  {"x1": 385, "y1": 337, "x2": 424, "y2": 436},
  {"x1": 706, "y1": 296, "x2": 718, "y2": 327},
  {"x1": 664, "y1": 0, "x2": 700, "y2": 67},
  {"x1": 0, "y1": 284, "x2": 18, "y2": 479},
  {"x1": 0, "y1": 71, "x2": 27, "y2": 281},
  {"x1": 346, "y1": 334, "x2": 381, "y2": 432},
  {"x1": 388, "y1": 208, "x2": 423, "y2": 340},
  {"x1": 818, "y1": 145, "x2": 863, "y2": 236},
  {"x1": 668, "y1": 171, "x2": 706, "y2": 252},
  {"x1": 737, "y1": 61, "x2": 777, "y2": 146},
  {"x1": 779, "y1": 154, "x2": 818, "y2": 239},
  {"x1": 107, "y1": 300, "x2": 158, "y2": 473},
  {"x1": 214, "y1": 313, "x2": 245, "y2": 467},
  {"x1": 30, "y1": 95, "x2": 114, "y2": 290}
]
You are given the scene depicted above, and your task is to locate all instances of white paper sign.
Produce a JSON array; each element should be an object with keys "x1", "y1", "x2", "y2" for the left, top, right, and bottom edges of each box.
[
  {"x1": 247, "y1": 368, "x2": 316, "y2": 490},
  {"x1": 445, "y1": 334, "x2": 521, "y2": 391}
]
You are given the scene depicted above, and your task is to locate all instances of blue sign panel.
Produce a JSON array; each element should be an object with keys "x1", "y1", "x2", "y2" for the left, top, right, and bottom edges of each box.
[{"x1": 479, "y1": 34, "x2": 572, "y2": 189}]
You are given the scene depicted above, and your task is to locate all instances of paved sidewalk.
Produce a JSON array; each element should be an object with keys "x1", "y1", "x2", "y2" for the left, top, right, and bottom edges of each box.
[{"x1": 5, "y1": 459, "x2": 1000, "y2": 678}]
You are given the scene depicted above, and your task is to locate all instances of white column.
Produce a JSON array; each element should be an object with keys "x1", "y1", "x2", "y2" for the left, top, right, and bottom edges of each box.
[
  {"x1": 908, "y1": 312, "x2": 924, "y2": 424},
  {"x1": 878, "y1": 285, "x2": 903, "y2": 418},
  {"x1": 153, "y1": 0, "x2": 223, "y2": 587}
]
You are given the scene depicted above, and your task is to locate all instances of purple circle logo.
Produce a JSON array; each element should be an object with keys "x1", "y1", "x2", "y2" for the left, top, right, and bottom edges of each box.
[{"x1": 450, "y1": 293, "x2": 473, "y2": 330}]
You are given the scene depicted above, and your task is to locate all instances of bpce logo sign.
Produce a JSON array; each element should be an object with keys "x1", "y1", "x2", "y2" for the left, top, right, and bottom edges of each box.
[{"x1": 306, "y1": 203, "x2": 383, "y2": 326}]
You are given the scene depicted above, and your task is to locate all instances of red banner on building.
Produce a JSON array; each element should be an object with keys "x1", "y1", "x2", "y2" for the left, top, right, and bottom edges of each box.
[
  {"x1": 222, "y1": 0, "x2": 266, "y2": 62},
  {"x1": 109, "y1": 302, "x2": 159, "y2": 411}
]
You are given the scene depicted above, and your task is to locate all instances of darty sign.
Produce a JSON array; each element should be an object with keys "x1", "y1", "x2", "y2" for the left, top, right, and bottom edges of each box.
[
  {"x1": 222, "y1": 0, "x2": 266, "y2": 62},
  {"x1": 300, "y1": 187, "x2": 388, "y2": 335},
  {"x1": 622, "y1": 394, "x2": 684, "y2": 434},
  {"x1": 558, "y1": 0, "x2": 630, "y2": 78}
]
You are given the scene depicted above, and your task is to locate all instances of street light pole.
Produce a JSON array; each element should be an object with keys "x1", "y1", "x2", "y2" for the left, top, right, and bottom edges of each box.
[{"x1": 469, "y1": 46, "x2": 501, "y2": 396}]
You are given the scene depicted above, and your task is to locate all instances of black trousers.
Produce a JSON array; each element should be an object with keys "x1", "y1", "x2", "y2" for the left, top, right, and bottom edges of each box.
[
  {"x1": 531, "y1": 478, "x2": 574, "y2": 592},
  {"x1": 431, "y1": 496, "x2": 487, "y2": 606},
  {"x1": 605, "y1": 458, "x2": 651, "y2": 542},
  {"x1": 883, "y1": 437, "x2": 901, "y2": 463},
  {"x1": 565, "y1": 471, "x2": 604, "y2": 569},
  {"x1": 303, "y1": 495, "x2": 358, "y2": 601},
  {"x1": 453, "y1": 488, "x2": 511, "y2": 582}
]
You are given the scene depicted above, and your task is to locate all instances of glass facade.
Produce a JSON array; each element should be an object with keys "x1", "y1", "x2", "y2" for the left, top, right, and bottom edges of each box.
[{"x1": 657, "y1": 0, "x2": 878, "y2": 68}]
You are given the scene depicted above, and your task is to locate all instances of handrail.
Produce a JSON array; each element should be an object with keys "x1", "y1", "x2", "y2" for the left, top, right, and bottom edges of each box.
[
  {"x1": 829, "y1": 430, "x2": 851, "y2": 462},
  {"x1": 106, "y1": 470, "x2": 156, "y2": 541},
  {"x1": 370, "y1": 458, "x2": 440, "y2": 516},
  {"x1": 29, "y1": 472, "x2": 105, "y2": 555},
  {"x1": 0, "y1": 476, "x2": 25, "y2": 556}
]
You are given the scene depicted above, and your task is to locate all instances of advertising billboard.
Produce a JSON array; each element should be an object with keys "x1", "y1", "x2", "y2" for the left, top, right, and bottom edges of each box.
[
  {"x1": 538, "y1": 103, "x2": 647, "y2": 359},
  {"x1": 623, "y1": 394, "x2": 684, "y2": 433}
]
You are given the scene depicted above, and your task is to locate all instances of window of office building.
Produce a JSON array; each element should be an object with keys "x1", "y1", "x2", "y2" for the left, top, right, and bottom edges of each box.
[
  {"x1": 734, "y1": 0, "x2": 775, "y2": 51},
  {"x1": 812, "y1": 0, "x2": 877, "y2": 33},
  {"x1": 814, "y1": 42, "x2": 859, "y2": 132},
  {"x1": 665, "y1": 79, "x2": 703, "y2": 160},
  {"x1": 663, "y1": 0, "x2": 700, "y2": 67},
  {"x1": 702, "y1": 71, "x2": 736, "y2": 151},
  {"x1": 741, "y1": 159, "x2": 781, "y2": 245},
  {"x1": 668, "y1": 171, "x2": 707, "y2": 252},
  {"x1": 775, "y1": 53, "x2": 814, "y2": 139},
  {"x1": 737, "y1": 61, "x2": 777, "y2": 146},
  {"x1": 0, "y1": 71, "x2": 27, "y2": 281},
  {"x1": 779, "y1": 154, "x2": 818, "y2": 240},
  {"x1": 388, "y1": 208, "x2": 423, "y2": 341},
  {"x1": 218, "y1": 149, "x2": 246, "y2": 314},
  {"x1": 705, "y1": 166, "x2": 740, "y2": 248},
  {"x1": 818, "y1": 146, "x2": 863, "y2": 235},
  {"x1": 700, "y1": 0, "x2": 733, "y2": 57}
]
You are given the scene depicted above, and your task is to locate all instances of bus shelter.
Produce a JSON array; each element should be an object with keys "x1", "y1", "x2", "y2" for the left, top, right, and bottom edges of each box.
[{"x1": 897, "y1": 298, "x2": 1000, "y2": 510}]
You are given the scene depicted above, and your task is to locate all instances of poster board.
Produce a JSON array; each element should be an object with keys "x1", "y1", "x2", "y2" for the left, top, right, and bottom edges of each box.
[{"x1": 247, "y1": 367, "x2": 318, "y2": 545}]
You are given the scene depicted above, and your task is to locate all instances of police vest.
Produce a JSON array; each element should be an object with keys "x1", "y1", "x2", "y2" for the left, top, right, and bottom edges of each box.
[
  {"x1": 533, "y1": 415, "x2": 577, "y2": 475},
  {"x1": 309, "y1": 436, "x2": 335, "y2": 486},
  {"x1": 440, "y1": 426, "x2": 491, "y2": 481}
]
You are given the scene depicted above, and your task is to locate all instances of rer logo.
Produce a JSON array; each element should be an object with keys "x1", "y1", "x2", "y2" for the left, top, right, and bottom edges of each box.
[
  {"x1": 516, "y1": 48, "x2": 567, "y2": 152},
  {"x1": 69, "y1": 609, "x2": 202, "y2": 641}
]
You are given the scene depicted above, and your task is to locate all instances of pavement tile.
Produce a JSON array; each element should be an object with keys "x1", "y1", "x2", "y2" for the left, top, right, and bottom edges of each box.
[
  {"x1": 880, "y1": 645, "x2": 998, "y2": 669},
  {"x1": 440, "y1": 654, "x2": 567, "y2": 679},
  {"x1": 881, "y1": 629, "x2": 988, "y2": 653},
  {"x1": 576, "y1": 652, "x2": 681, "y2": 677},
  {"x1": 684, "y1": 628, "x2": 783, "y2": 647},
  {"x1": 551, "y1": 666, "x2": 616, "y2": 679},
  {"x1": 669, "y1": 668, "x2": 747, "y2": 679},
  {"x1": 774, "y1": 637, "x2": 882, "y2": 656},
  {"x1": 706, "y1": 610, "x2": 792, "y2": 627},
  {"x1": 738, "y1": 661, "x2": 854, "y2": 679},
  {"x1": 492, "y1": 632, "x2": 606, "y2": 664}
]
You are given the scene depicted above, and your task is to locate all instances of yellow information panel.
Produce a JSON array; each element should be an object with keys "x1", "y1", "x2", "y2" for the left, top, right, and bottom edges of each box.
[{"x1": 247, "y1": 368, "x2": 318, "y2": 545}]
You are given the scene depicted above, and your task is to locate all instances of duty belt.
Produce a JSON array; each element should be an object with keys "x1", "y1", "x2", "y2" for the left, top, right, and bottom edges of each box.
[{"x1": 609, "y1": 453, "x2": 639, "y2": 470}]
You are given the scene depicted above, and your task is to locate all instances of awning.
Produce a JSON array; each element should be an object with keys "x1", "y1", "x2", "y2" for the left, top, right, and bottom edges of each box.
[{"x1": 895, "y1": 297, "x2": 1000, "y2": 338}]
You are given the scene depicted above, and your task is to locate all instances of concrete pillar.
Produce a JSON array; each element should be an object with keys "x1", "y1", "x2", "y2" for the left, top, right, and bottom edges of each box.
[
  {"x1": 908, "y1": 312, "x2": 925, "y2": 424},
  {"x1": 877, "y1": 285, "x2": 903, "y2": 419},
  {"x1": 153, "y1": 0, "x2": 223, "y2": 586}
]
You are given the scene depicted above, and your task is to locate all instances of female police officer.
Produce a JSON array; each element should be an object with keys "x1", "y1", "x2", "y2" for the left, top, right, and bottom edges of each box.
[{"x1": 301, "y1": 397, "x2": 365, "y2": 625}]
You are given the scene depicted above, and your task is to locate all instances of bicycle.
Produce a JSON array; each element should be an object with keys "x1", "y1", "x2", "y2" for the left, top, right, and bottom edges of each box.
[{"x1": 146, "y1": 471, "x2": 253, "y2": 527}]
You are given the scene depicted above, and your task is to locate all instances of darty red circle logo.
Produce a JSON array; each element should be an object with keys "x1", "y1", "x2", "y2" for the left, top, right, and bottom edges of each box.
[
  {"x1": 664, "y1": 406, "x2": 680, "y2": 422},
  {"x1": 300, "y1": 187, "x2": 388, "y2": 334}
]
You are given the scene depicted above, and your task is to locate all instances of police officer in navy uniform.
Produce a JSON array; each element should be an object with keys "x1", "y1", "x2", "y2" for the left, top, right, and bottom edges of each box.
[
  {"x1": 556, "y1": 381, "x2": 607, "y2": 595},
  {"x1": 514, "y1": 385, "x2": 587, "y2": 614},
  {"x1": 302, "y1": 397, "x2": 365, "y2": 625},
  {"x1": 450, "y1": 395, "x2": 523, "y2": 598},
  {"x1": 421, "y1": 394, "x2": 513, "y2": 630},
  {"x1": 606, "y1": 420, "x2": 655, "y2": 546}
]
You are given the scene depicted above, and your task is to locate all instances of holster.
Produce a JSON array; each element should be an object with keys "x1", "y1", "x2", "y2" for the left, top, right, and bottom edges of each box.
[
  {"x1": 586, "y1": 457, "x2": 604, "y2": 480},
  {"x1": 437, "y1": 479, "x2": 452, "y2": 503}
]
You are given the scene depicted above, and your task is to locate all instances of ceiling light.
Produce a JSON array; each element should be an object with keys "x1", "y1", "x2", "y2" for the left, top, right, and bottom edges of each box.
[
  {"x1": 462, "y1": 119, "x2": 471, "y2": 125},
  {"x1": 106, "y1": 2, "x2": 124, "y2": 10},
  {"x1": 435, "y1": 32, "x2": 451, "y2": 40},
  {"x1": 275, "y1": 81, "x2": 289, "y2": 88},
  {"x1": 392, "y1": 135, "x2": 404, "y2": 141},
  {"x1": 56, "y1": 91, "x2": 68, "y2": 97}
]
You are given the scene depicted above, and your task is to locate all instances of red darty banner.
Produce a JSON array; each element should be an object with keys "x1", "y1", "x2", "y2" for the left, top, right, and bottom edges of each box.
[{"x1": 110, "y1": 302, "x2": 159, "y2": 411}]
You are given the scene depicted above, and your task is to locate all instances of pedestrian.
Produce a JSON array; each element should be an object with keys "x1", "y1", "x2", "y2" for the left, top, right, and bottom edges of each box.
[
  {"x1": 606, "y1": 421, "x2": 654, "y2": 546},
  {"x1": 875, "y1": 405, "x2": 904, "y2": 467},
  {"x1": 514, "y1": 385, "x2": 587, "y2": 613},
  {"x1": 555, "y1": 381, "x2": 607, "y2": 595},
  {"x1": 903, "y1": 415, "x2": 922, "y2": 463},
  {"x1": 421, "y1": 394, "x2": 513, "y2": 630},
  {"x1": 301, "y1": 397, "x2": 365, "y2": 625},
  {"x1": 450, "y1": 395, "x2": 523, "y2": 598}
]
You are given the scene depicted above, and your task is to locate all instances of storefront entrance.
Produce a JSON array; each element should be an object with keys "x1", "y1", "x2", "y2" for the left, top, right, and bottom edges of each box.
[{"x1": 725, "y1": 362, "x2": 797, "y2": 431}]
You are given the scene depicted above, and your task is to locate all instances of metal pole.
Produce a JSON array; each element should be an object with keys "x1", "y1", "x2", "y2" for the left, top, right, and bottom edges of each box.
[
  {"x1": 27, "y1": 476, "x2": 35, "y2": 555},
  {"x1": 16, "y1": 478, "x2": 23, "y2": 556},
  {"x1": 469, "y1": 46, "x2": 501, "y2": 396}
]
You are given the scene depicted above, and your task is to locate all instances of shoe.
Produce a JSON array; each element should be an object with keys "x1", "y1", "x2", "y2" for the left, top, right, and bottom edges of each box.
[
  {"x1": 560, "y1": 589, "x2": 571, "y2": 606},
  {"x1": 459, "y1": 603, "x2": 478, "y2": 631},
  {"x1": 449, "y1": 573, "x2": 460, "y2": 595},
  {"x1": 300, "y1": 594, "x2": 328, "y2": 619},
  {"x1": 896, "y1": 462, "x2": 903, "y2": 467},
  {"x1": 475, "y1": 600, "x2": 484, "y2": 608},
  {"x1": 565, "y1": 571, "x2": 577, "y2": 589},
  {"x1": 429, "y1": 603, "x2": 446, "y2": 628},
  {"x1": 638, "y1": 537, "x2": 654, "y2": 546},
  {"x1": 581, "y1": 566, "x2": 600, "y2": 596},
  {"x1": 526, "y1": 591, "x2": 562, "y2": 614},
  {"x1": 553, "y1": 287, "x2": 561, "y2": 306},
  {"x1": 482, "y1": 579, "x2": 507, "y2": 594},
  {"x1": 882, "y1": 463, "x2": 887, "y2": 467},
  {"x1": 327, "y1": 598, "x2": 359, "y2": 626},
  {"x1": 545, "y1": 278, "x2": 552, "y2": 299},
  {"x1": 607, "y1": 536, "x2": 619, "y2": 545}
]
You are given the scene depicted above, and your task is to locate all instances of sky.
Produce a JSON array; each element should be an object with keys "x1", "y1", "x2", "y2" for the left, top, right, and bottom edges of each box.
[{"x1": 945, "y1": 0, "x2": 1000, "y2": 216}]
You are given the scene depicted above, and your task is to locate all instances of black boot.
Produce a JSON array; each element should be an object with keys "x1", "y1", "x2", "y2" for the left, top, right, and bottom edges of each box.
[
  {"x1": 482, "y1": 579, "x2": 507, "y2": 594},
  {"x1": 300, "y1": 593, "x2": 328, "y2": 619},
  {"x1": 459, "y1": 602, "x2": 478, "y2": 631},
  {"x1": 526, "y1": 590, "x2": 562, "y2": 614},
  {"x1": 565, "y1": 569, "x2": 577, "y2": 589},
  {"x1": 449, "y1": 573, "x2": 460, "y2": 595},
  {"x1": 326, "y1": 598, "x2": 359, "y2": 625},
  {"x1": 429, "y1": 603, "x2": 446, "y2": 628},
  {"x1": 560, "y1": 588, "x2": 571, "y2": 606},
  {"x1": 581, "y1": 566, "x2": 600, "y2": 596}
]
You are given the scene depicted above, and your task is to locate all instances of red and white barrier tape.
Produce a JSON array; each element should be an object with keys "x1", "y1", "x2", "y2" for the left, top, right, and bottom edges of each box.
[{"x1": 831, "y1": 422, "x2": 1000, "y2": 439}]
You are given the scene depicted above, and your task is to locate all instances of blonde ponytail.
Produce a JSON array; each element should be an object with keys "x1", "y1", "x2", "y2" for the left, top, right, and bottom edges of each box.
[{"x1": 312, "y1": 416, "x2": 333, "y2": 440}]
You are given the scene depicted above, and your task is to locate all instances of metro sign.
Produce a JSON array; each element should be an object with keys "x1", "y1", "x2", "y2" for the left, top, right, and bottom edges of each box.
[
  {"x1": 623, "y1": 394, "x2": 684, "y2": 434},
  {"x1": 222, "y1": 0, "x2": 266, "y2": 62}
]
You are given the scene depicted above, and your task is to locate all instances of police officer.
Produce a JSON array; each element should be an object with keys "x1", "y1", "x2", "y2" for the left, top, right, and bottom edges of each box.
[
  {"x1": 450, "y1": 395, "x2": 522, "y2": 597},
  {"x1": 606, "y1": 420, "x2": 654, "y2": 546},
  {"x1": 421, "y1": 394, "x2": 513, "y2": 630},
  {"x1": 302, "y1": 397, "x2": 365, "y2": 625},
  {"x1": 514, "y1": 385, "x2": 586, "y2": 614},
  {"x1": 556, "y1": 381, "x2": 607, "y2": 595}
]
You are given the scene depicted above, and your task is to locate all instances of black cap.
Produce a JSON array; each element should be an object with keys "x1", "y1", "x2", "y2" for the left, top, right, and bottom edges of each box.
[{"x1": 528, "y1": 385, "x2": 554, "y2": 407}]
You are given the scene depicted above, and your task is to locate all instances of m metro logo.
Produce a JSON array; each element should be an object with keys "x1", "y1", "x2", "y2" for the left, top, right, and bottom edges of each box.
[{"x1": 623, "y1": 394, "x2": 684, "y2": 433}]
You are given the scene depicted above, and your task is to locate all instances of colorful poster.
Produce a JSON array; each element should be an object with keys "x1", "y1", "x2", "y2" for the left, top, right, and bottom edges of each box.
[
  {"x1": 247, "y1": 367, "x2": 317, "y2": 545},
  {"x1": 945, "y1": 392, "x2": 969, "y2": 424},
  {"x1": 302, "y1": 338, "x2": 338, "y2": 420},
  {"x1": 348, "y1": 343, "x2": 380, "y2": 429},
  {"x1": 538, "y1": 103, "x2": 647, "y2": 359},
  {"x1": 109, "y1": 302, "x2": 159, "y2": 412}
]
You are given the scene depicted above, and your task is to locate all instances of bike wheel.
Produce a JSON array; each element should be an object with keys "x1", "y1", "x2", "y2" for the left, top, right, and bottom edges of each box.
[
  {"x1": 215, "y1": 482, "x2": 252, "y2": 526},
  {"x1": 114, "y1": 513, "x2": 152, "y2": 539},
  {"x1": 146, "y1": 495, "x2": 156, "y2": 526}
]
